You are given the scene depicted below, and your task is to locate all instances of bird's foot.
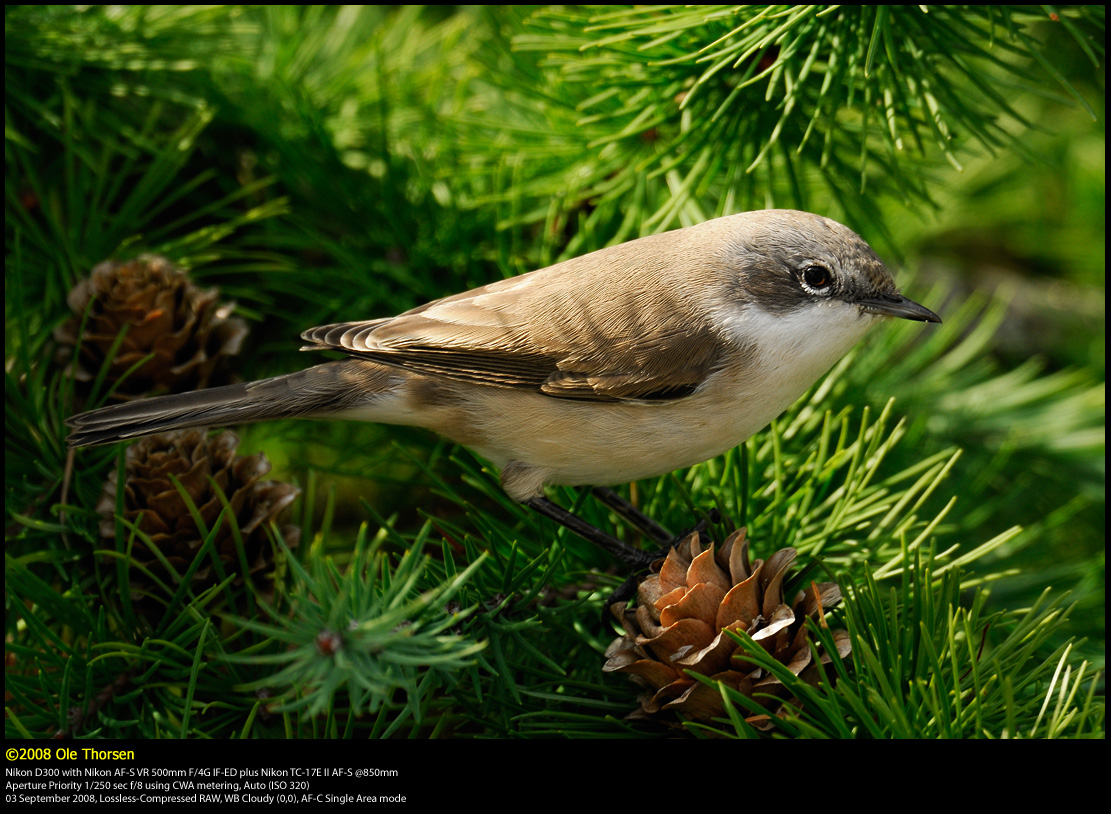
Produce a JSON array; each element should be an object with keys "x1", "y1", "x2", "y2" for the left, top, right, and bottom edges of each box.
[
  {"x1": 521, "y1": 491, "x2": 723, "y2": 609},
  {"x1": 603, "y1": 507, "x2": 722, "y2": 608}
]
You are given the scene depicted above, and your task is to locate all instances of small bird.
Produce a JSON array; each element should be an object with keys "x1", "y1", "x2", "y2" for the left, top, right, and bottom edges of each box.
[{"x1": 67, "y1": 210, "x2": 939, "y2": 563}]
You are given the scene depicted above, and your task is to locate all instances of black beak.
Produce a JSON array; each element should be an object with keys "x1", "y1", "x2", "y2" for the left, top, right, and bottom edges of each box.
[{"x1": 859, "y1": 292, "x2": 941, "y2": 323}]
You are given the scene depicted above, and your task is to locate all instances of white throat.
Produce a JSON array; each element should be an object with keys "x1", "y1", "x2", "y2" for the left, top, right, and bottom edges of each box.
[{"x1": 715, "y1": 299, "x2": 880, "y2": 421}]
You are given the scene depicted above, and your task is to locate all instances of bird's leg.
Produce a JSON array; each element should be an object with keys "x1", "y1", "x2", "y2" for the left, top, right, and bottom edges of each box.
[
  {"x1": 592, "y1": 486, "x2": 719, "y2": 555},
  {"x1": 599, "y1": 506, "x2": 722, "y2": 607},
  {"x1": 524, "y1": 493, "x2": 725, "y2": 612},
  {"x1": 589, "y1": 486, "x2": 674, "y2": 547},
  {"x1": 525, "y1": 489, "x2": 723, "y2": 587},
  {"x1": 523, "y1": 496, "x2": 653, "y2": 567},
  {"x1": 674, "y1": 508, "x2": 720, "y2": 550},
  {"x1": 522, "y1": 495, "x2": 652, "y2": 609}
]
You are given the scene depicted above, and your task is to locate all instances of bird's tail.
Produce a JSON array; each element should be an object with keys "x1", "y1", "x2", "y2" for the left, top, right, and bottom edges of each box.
[{"x1": 65, "y1": 360, "x2": 390, "y2": 448}]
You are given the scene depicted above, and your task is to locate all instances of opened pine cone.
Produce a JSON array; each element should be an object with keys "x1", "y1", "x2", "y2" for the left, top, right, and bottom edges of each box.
[
  {"x1": 55, "y1": 255, "x2": 248, "y2": 403},
  {"x1": 604, "y1": 528, "x2": 850, "y2": 726},
  {"x1": 97, "y1": 429, "x2": 299, "y2": 605}
]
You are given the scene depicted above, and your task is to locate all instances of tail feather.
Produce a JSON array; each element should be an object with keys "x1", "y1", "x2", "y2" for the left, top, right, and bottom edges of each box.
[{"x1": 65, "y1": 361, "x2": 388, "y2": 448}]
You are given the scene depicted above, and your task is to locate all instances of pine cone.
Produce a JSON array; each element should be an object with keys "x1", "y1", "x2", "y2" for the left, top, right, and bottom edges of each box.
[
  {"x1": 55, "y1": 255, "x2": 248, "y2": 403},
  {"x1": 604, "y1": 528, "x2": 850, "y2": 726},
  {"x1": 97, "y1": 430, "x2": 299, "y2": 604}
]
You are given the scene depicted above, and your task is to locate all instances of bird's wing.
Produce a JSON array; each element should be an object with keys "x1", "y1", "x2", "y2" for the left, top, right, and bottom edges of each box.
[{"x1": 300, "y1": 252, "x2": 730, "y2": 402}]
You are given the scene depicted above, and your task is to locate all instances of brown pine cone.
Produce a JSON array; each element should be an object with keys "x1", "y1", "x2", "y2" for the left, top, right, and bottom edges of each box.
[
  {"x1": 96, "y1": 429, "x2": 299, "y2": 604},
  {"x1": 604, "y1": 528, "x2": 851, "y2": 726},
  {"x1": 55, "y1": 255, "x2": 248, "y2": 403}
]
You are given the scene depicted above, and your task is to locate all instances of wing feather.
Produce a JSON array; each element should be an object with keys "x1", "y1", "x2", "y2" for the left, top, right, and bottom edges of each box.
[{"x1": 301, "y1": 232, "x2": 731, "y2": 402}]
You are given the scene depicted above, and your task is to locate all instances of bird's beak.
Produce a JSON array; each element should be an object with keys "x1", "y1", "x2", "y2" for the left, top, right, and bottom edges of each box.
[{"x1": 859, "y1": 293, "x2": 941, "y2": 323}]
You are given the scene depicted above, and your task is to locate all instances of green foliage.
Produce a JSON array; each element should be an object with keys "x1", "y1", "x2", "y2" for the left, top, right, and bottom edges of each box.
[
  {"x1": 702, "y1": 564, "x2": 1103, "y2": 739},
  {"x1": 5, "y1": 5, "x2": 1103, "y2": 739},
  {"x1": 463, "y1": 6, "x2": 1103, "y2": 235},
  {"x1": 229, "y1": 524, "x2": 485, "y2": 727}
]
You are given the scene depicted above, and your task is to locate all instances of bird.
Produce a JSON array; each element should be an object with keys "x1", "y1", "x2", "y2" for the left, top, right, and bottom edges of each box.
[{"x1": 66, "y1": 209, "x2": 940, "y2": 564}]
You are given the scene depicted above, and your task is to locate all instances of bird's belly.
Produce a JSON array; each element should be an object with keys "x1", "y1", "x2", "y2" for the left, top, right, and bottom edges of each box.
[{"x1": 458, "y1": 376, "x2": 795, "y2": 489}]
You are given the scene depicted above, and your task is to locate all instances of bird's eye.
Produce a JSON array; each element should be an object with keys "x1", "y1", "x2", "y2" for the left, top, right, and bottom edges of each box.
[{"x1": 800, "y1": 263, "x2": 833, "y2": 293}]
